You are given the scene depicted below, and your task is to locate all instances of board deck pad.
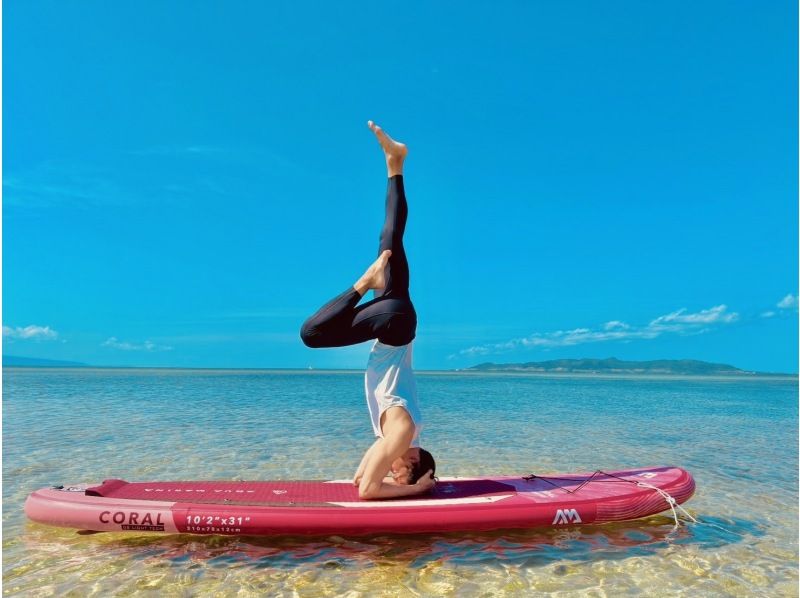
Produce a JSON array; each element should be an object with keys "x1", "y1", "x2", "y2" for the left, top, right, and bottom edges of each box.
[
  {"x1": 25, "y1": 467, "x2": 695, "y2": 536},
  {"x1": 83, "y1": 478, "x2": 517, "y2": 506}
]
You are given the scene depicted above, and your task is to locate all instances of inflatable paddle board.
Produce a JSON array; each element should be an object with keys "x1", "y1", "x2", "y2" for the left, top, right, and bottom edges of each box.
[{"x1": 25, "y1": 466, "x2": 694, "y2": 536}]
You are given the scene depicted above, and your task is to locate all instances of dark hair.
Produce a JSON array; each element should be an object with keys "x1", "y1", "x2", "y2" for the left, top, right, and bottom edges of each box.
[{"x1": 409, "y1": 448, "x2": 436, "y2": 485}]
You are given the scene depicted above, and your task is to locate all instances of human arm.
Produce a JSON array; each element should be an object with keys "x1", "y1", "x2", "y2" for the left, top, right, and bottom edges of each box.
[
  {"x1": 357, "y1": 421, "x2": 435, "y2": 500},
  {"x1": 361, "y1": 467, "x2": 435, "y2": 500},
  {"x1": 353, "y1": 440, "x2": 382, "y2": 486}
]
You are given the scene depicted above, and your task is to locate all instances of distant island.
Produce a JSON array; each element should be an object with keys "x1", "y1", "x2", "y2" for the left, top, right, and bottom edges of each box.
[
  {"x1": 467, "y1": 357, "x2": 781, "y2": 376},
  {"x1": 3, "y1": 355, "x2": 89, "y2": 367},
  {"x1": 2, "y1": 355, "x2": 793, "y2": 376}
]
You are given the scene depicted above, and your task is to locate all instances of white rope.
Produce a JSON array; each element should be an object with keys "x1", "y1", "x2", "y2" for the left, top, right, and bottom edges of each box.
[
  {"x1": 636, "y1": 481, "x2": 697, "y2": 531},
  {"x1": 527, "y1": 471, "x2": 705, "y2": 536}
]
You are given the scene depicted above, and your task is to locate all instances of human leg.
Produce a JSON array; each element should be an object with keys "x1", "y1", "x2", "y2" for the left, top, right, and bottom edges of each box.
[
  {"x1": 374, "y1": 176, "x2": 410, "y2": 299},
  {"x1": 299, "y1": 122, "x2": 417, "y2": 348},
  {"x1": 299, "y1": 250, "x2": 390, "y2": 348},
  {"x1": 367, "y1": 121, "x2": 411, "y2": 300},
  {"x1": 300, "y1": 289, "x2": 416, "y2": 348}
]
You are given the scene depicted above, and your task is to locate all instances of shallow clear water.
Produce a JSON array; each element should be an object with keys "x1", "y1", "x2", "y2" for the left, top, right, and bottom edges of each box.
[{"x1": 3, "y1": 368, "x2": 798, "y2": 596}]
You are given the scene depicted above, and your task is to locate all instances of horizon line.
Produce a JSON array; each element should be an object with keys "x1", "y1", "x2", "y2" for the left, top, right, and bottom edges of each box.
[{"x1": 2, "y1": 364, "x2": 796, "y2": 377}]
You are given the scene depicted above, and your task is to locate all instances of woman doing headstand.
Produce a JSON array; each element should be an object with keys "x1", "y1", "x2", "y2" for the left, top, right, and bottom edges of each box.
[{"x1": 300, "y1": 121, "x2": 436, "y2": 500}]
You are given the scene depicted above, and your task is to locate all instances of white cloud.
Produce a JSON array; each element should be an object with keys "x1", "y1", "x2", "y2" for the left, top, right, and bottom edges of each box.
[
  {"x1": 761, "y1": 311, "x2": 776, "y2": 318},
  {"x1": 648, "y1": 305, "x2": 738, "y2": 328},
  {"x1": 102, "y1": 337, "x2": 173, "y2": 352},
  {"x1": 777, "y1": 294, "x2": 798, "y2": 310},
  {"x1": 458, "y1": 304, "x2": 739, "y2": 357},
  {"x1": 3, "y1": 164, "x2": 132, "y2": 209},
  {"x1": 2, "y1": 325, "x2": 59, "y2": 340}
]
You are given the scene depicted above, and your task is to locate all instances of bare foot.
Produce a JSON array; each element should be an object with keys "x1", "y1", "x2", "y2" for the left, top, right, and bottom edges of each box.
[
  {"x1": 367, "y1": 121, "x2": 407, "y2": 174},
  {"x1": 354, "y1": 250, "x2": 392, "y2": 294}
]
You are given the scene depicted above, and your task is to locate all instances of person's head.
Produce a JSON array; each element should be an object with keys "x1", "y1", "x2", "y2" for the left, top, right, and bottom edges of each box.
[{"x1": 390, "y1": 447, "x2": 436, "y2": 485}]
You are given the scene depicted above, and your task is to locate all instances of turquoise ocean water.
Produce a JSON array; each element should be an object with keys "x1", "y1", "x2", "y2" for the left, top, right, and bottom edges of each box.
[{"x1": 3, "y1": 368, "x2": 798, "y2": 596}]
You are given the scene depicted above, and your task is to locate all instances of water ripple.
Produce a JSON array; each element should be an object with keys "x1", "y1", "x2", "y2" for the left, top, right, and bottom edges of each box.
[{"x1": 3, "y1": 369, "x2": 798, "y2": 596}]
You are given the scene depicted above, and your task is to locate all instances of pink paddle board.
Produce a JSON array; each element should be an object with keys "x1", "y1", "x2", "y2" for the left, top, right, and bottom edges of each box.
[{"x1": 25, "y1": 466, "x2": 694, "y2": 536}]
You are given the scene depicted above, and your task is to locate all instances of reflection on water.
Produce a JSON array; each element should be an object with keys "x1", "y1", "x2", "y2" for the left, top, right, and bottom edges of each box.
[
  {"x1": 19, "y1": 513, "x2": 763, "y2": 570},
  {"x1": 7, "y1": 514, "x2": 773, "y2": 596},
  {"x1": 3, "y1": 369, "x2": 798, "y2": 596}
]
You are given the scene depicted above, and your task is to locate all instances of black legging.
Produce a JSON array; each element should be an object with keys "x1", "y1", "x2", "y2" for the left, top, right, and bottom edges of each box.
[{"x1": 300, "y1": 175, "x2": 417, "y2": 348}]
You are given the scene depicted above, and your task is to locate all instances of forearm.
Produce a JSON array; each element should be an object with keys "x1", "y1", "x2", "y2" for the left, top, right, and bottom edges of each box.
[
  {"x1": 354, "y1": 441, "x2": 380, "y2": 483},
  {"x1": 354, "y1": 456, "x2": 368, "y2": 481},
  {"x1": 360, "y1": 480, "x2": 431, "y2": 500}
]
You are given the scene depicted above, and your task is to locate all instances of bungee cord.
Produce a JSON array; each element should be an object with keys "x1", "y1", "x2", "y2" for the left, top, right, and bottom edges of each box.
[{"x1": 523, "y1": 470, "x2": 697, "y2": 531}]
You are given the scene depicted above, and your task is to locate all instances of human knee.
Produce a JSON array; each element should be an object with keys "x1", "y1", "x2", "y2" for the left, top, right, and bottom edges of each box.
[{"x1": 300, "y1": 320, "x2": 324, "y2": 348}]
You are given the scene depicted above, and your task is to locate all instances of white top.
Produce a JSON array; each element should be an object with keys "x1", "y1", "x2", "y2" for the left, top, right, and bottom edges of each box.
[{"x1": 364, "y1": 340, "x2": 422, "y2": 447}]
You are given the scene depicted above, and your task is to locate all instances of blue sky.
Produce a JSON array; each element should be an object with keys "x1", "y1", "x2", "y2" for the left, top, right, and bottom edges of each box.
[{"x1": 4, "y1": 2, "x2": 798, "y2": 372}]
